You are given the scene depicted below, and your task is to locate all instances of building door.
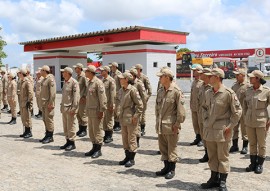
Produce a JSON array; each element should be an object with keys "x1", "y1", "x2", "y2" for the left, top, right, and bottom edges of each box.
[
  {"x1": 118, "y1": 63, "x2": 125, "y2": 73},
  {"x1": 60, "y1": 65, "x2": 68, "y2": 89}
]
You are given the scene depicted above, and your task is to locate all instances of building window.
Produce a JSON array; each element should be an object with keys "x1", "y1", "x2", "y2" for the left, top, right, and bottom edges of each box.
[
  {"x1": 167, "y1": 63, "x2": 171, "y2": 67},
  {"x1": 153, "y1": 62, "x2": 158, "y2": 67}
]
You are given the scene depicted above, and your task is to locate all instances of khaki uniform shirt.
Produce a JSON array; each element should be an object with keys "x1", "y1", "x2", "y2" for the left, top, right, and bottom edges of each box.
[
  {"x1": 17, "y1": 78, "x2": 21, "y2": 96},
  {"x1": 133, "y1": 78, "x2": 147, "y2": 105},
  {"x1": 86, "y1": 76, "x2": 107, "y2": 115},
  {"x1": 243, "y1": 85, "x2": 270, "y2": 128},
  {"x1": 7, "y1": 80, "x2": 17, "y2": 100},
  {"x1": 35, "y1": 76, "x2": 44, "y2": 97},
  {"x1": 2, "y1": 74, "x2": 8, "y2": 94},
  {"x1": 155, "y1": 83, "x2": 186, "y2": 134},
  {"x1": 118, "y1": 84, "x2": 143, "y2": 126},
  {"x1": 27, "y1": 75, "x2": 34, "y2": 85},
  {"x1": 61, "y1": 77, "x2": 80, "y2": 113},
  {"x1": 40, "y1": 74, "x2": 56, "y2": 107},
  {"x1": 77, "y1": 71, "x2": 87, "y2": 99},
  {"x1": 111, "y1": 69, "x2": 122, "y2": 92},
  {"x1": 198, "y1": 83, "x2": 212, "y2": 124},
  {"x1": 102, "y1": 75, "x2": 116, "y2": 108},
  {"x1": 20, "y1": 77, "x2": 34, "y2": 108},
  {"x1": 231, "y1": 80, "x2": 250, "y2": 105},
  {"x1": 202, "y1": 85, "x2": 242, "y2": 142},
  {"x1": 138, "y1": 73, "x2": 152, "y2": 99},
  {"x1": 190, "y1": 79, "x2": 203, "y2": 112}
]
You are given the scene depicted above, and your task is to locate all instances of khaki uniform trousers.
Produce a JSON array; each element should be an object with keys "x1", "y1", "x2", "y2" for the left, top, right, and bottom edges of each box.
[
  {"x1": 42, "y1": 106, "x2": 54, "y2": 132},
  {"x1": 62, "y1": 110, "x2": 76, "y2": 141},
  {"x1": 158, "y1": 133, "x2": 179, "y2": 162},
  {"x1": 36, "y1": 96, "x2": 41, "y2": 111},
  {"x1": 2, "y1": 92, "x2": 8, "y2": 105},
  {"x1": 20, "y1": 106, "x2": 32, "y2": 127},
  {"x1": 199, "y1": 122, "x2": 207, "y2": 147},
  {"x1": 121, "y1": 124, "x2": 138, "y2": 152},
  {"x1": 114, "y1": 103, "x2": 120, "y2": 122},
  {"x1": 103, "y1": 109, "x2": 114, "y2": 131},
  {"x1": 8, "y1": 99, "x2": 16, "y2": 117},
  {"x1": 232, "y1": 116, "x2": 248, "y2": 141},
  {"x1": 140, "y1": 104, "x2": 147, "y2": 125},
  {"x1": 77, "y1": 103, "x2": 88, "y2": 126},
  {"x1": 88, "y1": 109, "x2": 103, "y2": 144},
  {"x1": 192, "y1": 111, "x2": 200, "y2": 134},
  {"x1": 246, "y1": 126, "x2": 268, "y2": 158},
  {"x1": 206, "y1": 141, "x2": 231, "y2": 173}
]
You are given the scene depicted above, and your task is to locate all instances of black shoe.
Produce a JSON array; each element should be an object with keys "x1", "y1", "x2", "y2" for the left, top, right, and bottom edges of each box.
[
  {"x1": 255, "y1": 156, "x2": 265, "y2": 174},
  {"x1": 76, "y1": 125, "x2": 82, "y2": 136},
  {"x1": 201, "y1": 171, "x2": 220, "y2": 189},
  {"x1": 165, "y1": 162, "x2": 176, "y2": 179},
  {"x1": 125, "y1": 152, "x2": 136, "y2": 167},
  {"x1": 197, "y1": 140, "x2": 204, "y2": 147},
  {"x1": 8, "y1": 117, "x2": 17, "y2": 125},
  {"x1": 137, "y1": 137, "x2": 140, "y2": 148},
  {"x1": 119, "y1": 150, "x2": 129, "y2": 165},
  {"x1": 42, "y1": 132, "x2": 54, "y2": 144},
  {"x1": 219, "y1": 173, "x2": 228, "y2": 191},
  {"x1": 199, "y1": 149, "x2": 209, "y2": 163},
  {"x1": 60, "y1": 139, "x2": 70, "y2": 150},
  {"x1": 141, "y1": 124, "x2": 146, "y2": 136},
  {"x1": 35, "y1": 110, "x2": 42, "y2": 118},
  {"x1": 1, "y1": 104, "x2": 8, "y2": 111},
  {"x1": 91, "y1": 144, "x2": 102, "y2": 158},
  {"x1": 229, "y1": 139, "x2": 239, "y2": 153},
  {"x1": 7, "y1": 109, "x2": 11, "y2": 113},
  {"x1": 78, "y1": 126, "x2": 87, "y2": 137},
  {"x1": 104, "y1": 131, "x2": 113, "y2": 143},
  {"x1": 190, "y1": 134, "x2": 201, "y2": 146},
  {"x1": 156, "y1": 151, "x2": 161, "y2": 155},
  {"x1": 65, "y1": 141, "x2": 76, "y2": 151},
  {"x1": 156, "y1": 160, "x2": 169, "y2": 176},
  {"x1": 246, "y1": 155, "x2": 257, "y2": 172},
  {"x1": 23, "y1": 127, "x2": 32, "y2": 138},
  {"x1": 240, "y1": 140, "x2": 249, "y2": 154},
  {"x1": 113, "y1": 122, "x2": 121, "y2": 132},
  {"x1": 19, "y1": 129, "x2": 27, "y2": 137},
  {"x1": 85, "y1": 144, "x2": 96, "y2": 157},
  {"x1": 17, "y1": 111, "x2": 21, "y2": 115},
  {"x1": 39, "y1": 131, "x2": 48, "y2": 142}
]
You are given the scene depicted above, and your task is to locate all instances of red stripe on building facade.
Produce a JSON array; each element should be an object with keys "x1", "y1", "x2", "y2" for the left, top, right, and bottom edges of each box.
[
  {"x1": 103, "y1": 49, "x2": 176, "y2": 55},
  {"x1": 34, "y1": 56, "x2": 87, "y2": 60}
]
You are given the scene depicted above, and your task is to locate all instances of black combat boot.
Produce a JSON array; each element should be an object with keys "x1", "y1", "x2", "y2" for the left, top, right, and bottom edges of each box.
[
  {"x1": 125, "y1": 152, "x2": 136, "y2": 167},
  {"x1": 76, "y1": 125, "x2": 82, "y2": 136},
  {"x1": 35, "y1": 110, "x2": 42, "y2": 118},
  {"x1": 197, "y1": 134, "x2": 203, "y2": 147},
  {"x1": 199, "y1": 149, "x2": 209, "y2": 163},
  {"x1": 19, "y1": 128, "x2": 27, "y2": 137},
  {"x1": 42, "y1": 131, "x2": 54, "y2": 144},
  {"x1": 78, "y1": 125, "x2": 87, "y2": 137},
  {"x1": 17, "y1": 111, "x2": 20, "y2": 115},
  {"x1": 201, "y1": 171, "x2": 220, "y2": 189},
  {"x1": 91, "y1": 144, "x2": 102, "y2": 158},
  {"x1": 65, "y1": 140, "x2": 76, "y2": 151},
  {"x1": 104, "y1": 131, "x2": 113, "y2": 143},
  {"x1": 119, "y1": 150, "x2": 130, "y2": 165},
  {"x1": 246, "y1": 155, "x2": 257, "y2": 172},
  {"x1": 85, "y1": 144, "x2": 96, "y2": 157},
  {"x1": 229, "y1": 138, "x2": 239, "y2": 153},
  {"x1": 190, "y1": 134, "x2": 200, "y2": 146},
  {"x1": 113, "y1": 122, "x2": 121, "y2": 132},
  {"x1": 39, "y1": 131, "x2": 48, "y2": 142},
  {"x1": 1, "y1": 104, "x2": 8, "y2": 111},
  {"x1": 240, "y1": 140, "x2": 249, "y2": 154},
  {"x1": 23, "y1": 127, "x2": 32, "y2": 138},
  {"x1": 7, "y1": 109, "x2": 11, "y2": 113},
  {"x1": 219, "y1": 173, "x2": 228, "y2": 191},
  {"x1": 141, "y1": 124, "x2": 146, "y2": 136},
  {"x1": 156, "y1": 160, "x2": 169, "y2": 176},
  {"x1": 8, "y1": 117, "x2": 17, "y2": 125},
  {"x1": 165, "y1": 162, "x2": 176, "y2": 179},
  {"x1": 137, "y1": 137, "x2": 140, "y2": 148},
  {"x1": 60, "y1": 139, "x2": 70, "y2": 150},
  {"x1": 255, "y1": 156, "x2": 265, "y2": 174}
]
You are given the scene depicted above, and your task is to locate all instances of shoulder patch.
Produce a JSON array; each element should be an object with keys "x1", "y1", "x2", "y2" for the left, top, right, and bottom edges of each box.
[{"x1": 226, "y1": 88, "x2": 234, "y2": 94}]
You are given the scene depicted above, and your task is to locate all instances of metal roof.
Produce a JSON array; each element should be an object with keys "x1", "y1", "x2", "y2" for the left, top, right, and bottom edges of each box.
[{"x1": 19, "y1": 26, "x2": 189, "y2": 45}]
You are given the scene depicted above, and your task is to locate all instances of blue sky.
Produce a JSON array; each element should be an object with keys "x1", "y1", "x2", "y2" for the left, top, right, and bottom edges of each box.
[{"x1": 0, "y1": 0, "x2": 270, "y2": 67}]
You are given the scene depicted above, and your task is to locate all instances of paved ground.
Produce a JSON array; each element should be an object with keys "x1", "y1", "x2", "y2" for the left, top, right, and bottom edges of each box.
[{"x1": 0, "y1": 94, "x2": 269, "y2": 191}]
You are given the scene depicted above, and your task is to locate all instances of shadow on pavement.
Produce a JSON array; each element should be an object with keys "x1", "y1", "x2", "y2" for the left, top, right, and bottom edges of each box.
[
  {"x1": 77, "y1": 137, "x2": 89, "y2": 142},
  {"x1": 179, "y1": 158, "x2": 200, "y2": 165},
  {"x1": 54, "y1": 132, "x2": 65, "y2": 136},
  {"x1": 0, "y1": 134, "x2": 20, "y2": 138},
  {"x1": 34, "y1": 145, "x2": 62, "y2": 150},
  {"x1": 178, "y1": 142, "x2": 192, "y2": 146},
  {"x1": 104, "y1": 142, "x2": 123, "y2": 149},
  {"x1": 156, "y1": 179, "x2": 201, "y2": 190},
  {"x1": 52, "y1": 151, "x2": 86, "y2": 158},
  {"x1": 230, "y1": 166, "x2": 247, "y2": 173},
  {"x1": 137, "y1": 149, "x2": 161, "y2": 156},
  {"x1": 140, "y1": 135, "x2": 158, "y2": 140},
  {"x1": 117, "y1": 168, "x2": 156, "y2": 178},
  {"x1": 84, "y1": 159, "x2": 119, "y2": 166},
  {"x1": 14, "y1": 138, "x2": 40, "y2": 143}
]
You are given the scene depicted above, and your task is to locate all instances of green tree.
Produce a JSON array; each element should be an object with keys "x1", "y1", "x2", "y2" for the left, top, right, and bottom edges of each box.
[
  {"x1": 95, "y1": 52, "x2": 102, "y2": 60},
  {"x1": 87, "y1": 57, "x2": 93, "y2": 63},
  {"x1": 0, "y1": 27, "x2": 7, "y2": 66},
  {"x1": 177, "y1": 48, "x2": 191, "y2": 53}
]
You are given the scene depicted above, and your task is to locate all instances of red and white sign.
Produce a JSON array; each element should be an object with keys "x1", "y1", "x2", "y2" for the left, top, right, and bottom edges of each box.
[{"x1": 255, "y1": 48, "x2": 265, "y2": 63}]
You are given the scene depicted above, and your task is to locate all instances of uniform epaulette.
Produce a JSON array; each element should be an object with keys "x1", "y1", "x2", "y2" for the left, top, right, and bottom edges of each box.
[
  {"x1": 263, "y1": 86, "x2": 270, "y2": 90},
  {"x1": 225, "y1": 87, "x2": 234, "y2": 94}
]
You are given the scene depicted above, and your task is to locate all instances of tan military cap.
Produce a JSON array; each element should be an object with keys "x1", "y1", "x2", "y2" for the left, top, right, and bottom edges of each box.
[
  {"x1": 19, "y1": 68, "x2": 28, "y2": 75},
  {"x1": 233, "y1": 68, "x2": 247, "y2": 75},
  {"x1": 41, "y1": 65, "x2": 50, "y2": 72},
  {"x1": 205, "y1": 68, "x2": 225, "y2": 78},
  {"x1": 156, "y1": 68, "x2": 174, "y2": 78},
  {"x1": 100, "y1": 66, "x2": 110, "y2": 72},
  {"x1": 35, "y1": 70, "x2": 41, "y2": 74},
  {"x1": 60, "y1": 67, "x2": 73, "y2": 74},
  {"x1": 0, "y1": 68, "x2": 6, "y2": 73},
  {"x1": 73, "y1": 63, "x2": 84, "y2": 68},
  {"x1": 135, "y1": 64, "x2": 143, "y2": 69},
  {"x1": 8, "y1": 72, "x2": 15, "y2": 78},
  {"x1": 198, "y1": 67, "x2": 211, "y2": 74},
  {"x1": 118, "y1": 72, "x2": 133, "y2": 80},
  {"x1": 111, "y1": 62, "x2": 118, "y2": 67},
  {"x1": 248, "y1": 70, "x2": 264, "y2": 79},
  {"x1": 83, "y1": 65, "x2": 96, "y2": 73},
  {"x1": 191, "y1": 64, "x2": 203, "y2": 71},
  {"x1": 129, "y1": 68, "x2": 138, "y2": 76}
]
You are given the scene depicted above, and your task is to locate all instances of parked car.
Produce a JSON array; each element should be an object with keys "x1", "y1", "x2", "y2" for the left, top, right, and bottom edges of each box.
[{"x1": 247, "y1": 66, "x2": 259, "y2": 74}]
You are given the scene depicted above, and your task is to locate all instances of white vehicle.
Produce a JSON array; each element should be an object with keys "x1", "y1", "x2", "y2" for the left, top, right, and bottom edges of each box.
[{"x1": 248, "y1": 54, "x2": 270, "y2": 76}]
